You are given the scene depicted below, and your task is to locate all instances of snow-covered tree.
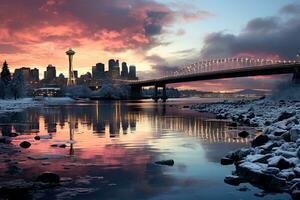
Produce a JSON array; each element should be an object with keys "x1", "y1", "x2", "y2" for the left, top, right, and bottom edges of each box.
[
  {"x1": 0, "y1": 61, "x2": 12, "y2": 98},
  {"x1": 0, "y1": 79, "x2": 5, "y2": 99},
  {"x1": 1, "y1": 61, "x2": 11, "y2": 86},
  {"x1": 10, "y1": 70, "x2": 25, "y2": 99}
]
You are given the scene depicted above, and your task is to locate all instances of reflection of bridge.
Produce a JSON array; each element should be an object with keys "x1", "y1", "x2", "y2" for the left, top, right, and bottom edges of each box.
[{"x1": 127, "y1": 57, "x2": 300, "y2": 102}]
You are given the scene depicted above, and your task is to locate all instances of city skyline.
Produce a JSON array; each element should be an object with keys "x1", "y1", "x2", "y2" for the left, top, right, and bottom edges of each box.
[
  {"x1": 8, "y1": 57, "x2": 138, "y2": 81},
  {"x1": 0, "y1": 0, "x2": 299, "y2": 91}
]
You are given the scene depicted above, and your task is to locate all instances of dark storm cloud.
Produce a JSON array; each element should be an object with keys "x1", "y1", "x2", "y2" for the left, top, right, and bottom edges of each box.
[
  {"x1": 0, "y1": 0, "x2": 210, "y2": 52},
  {"x1": 280, "y1": 3, "x2": 300, "y2": 15},
  {"x1": 200, "y1": 3, "x2": 300, "y2": 59},
  {"x1": 144, "y1": 11, "x2": 171, "y2": 36}
]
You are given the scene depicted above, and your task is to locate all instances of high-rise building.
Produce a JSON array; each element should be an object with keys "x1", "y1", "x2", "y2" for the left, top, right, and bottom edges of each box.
[
  {"x1": 56, "y1": 73, "x2": 67, "y2": 86},
  {"x1": 121, "y1": 62, "x2": 129, "y2": 79},
  {"x1": 112, "y1": 60, "x2": 120, "y2": 79},
  {"x1": 30, "y1": 68, "x2": 39, "y2": 82},
  {"x1": 108, "y1": 59, "x2": 120, "y2": 79},
  {"x1": 92, "y1": 63, "x2": 105, "y2": 79},
  {"x1": 128, "y1": 65, "x2": 137, "y2": 80},
  {"x1": 44, "y1": 64, "x2": 56, "y2": 81},
  {"x1": 14, "y1": 67, "x2": 30, "y2": 82},
  {"x1": 108, "y1": 59, "x2": 115, "y2": 72}
]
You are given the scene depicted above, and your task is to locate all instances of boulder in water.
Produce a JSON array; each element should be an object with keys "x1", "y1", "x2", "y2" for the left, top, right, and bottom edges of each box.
[
  {"x1": 238, "y1": 131, "x2": 249, "y2": 138},
  {"x1": 155, "y1": 159, "x2": 174, "y2": 166},
  {"x1": 36, "y1": 172, "x2": 60, "y2": 183},
  {"x1": 19, "y1": 141, "x2": 31, "y2": 149},
  {"x1": 251, "y1": 135, "x2": 269, "y2": 147}
]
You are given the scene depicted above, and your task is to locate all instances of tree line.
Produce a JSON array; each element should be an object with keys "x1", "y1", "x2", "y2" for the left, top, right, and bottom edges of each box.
[{"x1": 0, "y1": 61, "x2": 25, "y2": 99}]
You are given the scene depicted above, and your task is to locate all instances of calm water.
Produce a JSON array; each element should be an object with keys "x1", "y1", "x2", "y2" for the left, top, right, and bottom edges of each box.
[{"x1": 0, "y1": 98, "x2": 291, "y2": 200}]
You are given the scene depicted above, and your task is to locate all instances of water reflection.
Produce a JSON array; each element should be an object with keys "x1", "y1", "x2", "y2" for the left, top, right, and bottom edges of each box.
[
  {"x1": 0, "y1": 100, "x2": 286, "y2": 200},
  {"x1": 0, "y1": 101, "x2": 252, "y2": 144}
]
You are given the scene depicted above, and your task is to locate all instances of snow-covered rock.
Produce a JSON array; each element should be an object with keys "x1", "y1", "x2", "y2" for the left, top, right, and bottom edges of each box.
[{"x1": 191, "y1": 87, "x2": 300, "y2": 196}]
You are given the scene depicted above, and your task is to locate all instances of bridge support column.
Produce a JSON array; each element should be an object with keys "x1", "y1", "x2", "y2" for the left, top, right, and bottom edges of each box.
[
  {"x1": 162, "y1": 84, "x2": 167, "y2": 103},
  {"x1": 154, "y1": 85, "x2": 159, "y2": 103},
  {"x1": 293, "y1": 67, "x2": 300, "y2": 84}
]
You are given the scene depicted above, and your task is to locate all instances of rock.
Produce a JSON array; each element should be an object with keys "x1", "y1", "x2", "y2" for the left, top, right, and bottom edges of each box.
[
  {"x1": 268, "y1": 156, "x2": 294, "y2": 170},
  {"x1": 236, "y1": 161, "x2": 286, "y2": 191},
  {"x1": 155, "y1": 160, "x2": 174, "y2": 166},
  {"x1": 252, "y1": 154, "x2": 272, "y2": 164},
  {"x1": 297, "y1": 148, "x2": 300, "y2": 159},
  {"x1": 273, "y1": 129, "x2": 287, "y2": 137},
  {"x1": 220, "y1": 157, "x2": 234, "y2": 165},
  {"x1": 237, "y1": 186, "x2": 249, "y2": 191},
  {"x1": 34, "y1": 136, "x2": 41, "y2": 140},
  {"x1": 238, "y1": 131, "x2": 249, "y2": 138},
  {"x1": 216, "y1": 114, "x2": 226, "y2": 119},
  {"x1": 264, "y1": 121, "x2": 272, "y2": 126},
  {"x1": 290, "y1": 127, "x2": 300, "y2": 142},
  {"x1": 276, "y1": 111, "x2": 296, "y2": 122},
  {"x1": 224, "y1": 175, "x2": 243, "y2": 186},
  {"x1": 281, "y1": 132, "x2": 291, "y2": 142},
  {"x1": 19, "y1": 141, "x2": 31, "y2": 149},
  {"x1": 247, "y1": 113, "x2": 255, "y2": 119},
  {"x1": 262, "y1": 167, "x2": 280, "y2": 175},
  {"x1": 292, "y1": 189, "x2": 300, "y2": 200},
  {"x1": 251, "y1": 135, "x2": 269, "y2": 147},
  {"x1": 59, "y1": 144, "x2": 67, "y2": 148},
  {"x1": 254, "y1": 192, "x2": 266, "y2": 197},
  {"x1": 228, "y1": 122, "x2": 238, "y2": 127},
  {"x1": 226, "y1": 148, "x2": 253, "y2": 161},
  {"x1": 36, "y1": 172, "x2": 60, "y2": 183}
]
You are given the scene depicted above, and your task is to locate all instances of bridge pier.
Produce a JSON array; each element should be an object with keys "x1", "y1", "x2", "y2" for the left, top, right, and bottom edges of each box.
[
  {"x1": 162, "y1": 84, "x2": 167, "y2": 103},
  {"x1": 154, "y1": 85, "x2": 159, "y2": 102},
  {"x1": 152, "y1": 84, "x2": 168, "y2": 103},
  {"x1": 293, "y1": 67, "x2": 300, "y2": 84}
]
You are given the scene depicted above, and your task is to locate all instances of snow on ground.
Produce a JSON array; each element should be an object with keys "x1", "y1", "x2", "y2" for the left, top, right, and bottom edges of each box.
[
  {"x1": 42, "y1": 97, "x2": 75, "y2": 105},
  {"x1": 0, "y1": 97, "x2": 76, "y2": 115},
  {"x1": 0, "y1": 98, "x2": 40, "y2": 114},
  {"x1": 191, "y1": 86, "x2": 300, "y2": 198}
]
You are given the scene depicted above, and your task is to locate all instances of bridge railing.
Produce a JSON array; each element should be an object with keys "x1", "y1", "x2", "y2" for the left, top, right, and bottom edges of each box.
[
  {"x1": 128, "y1": 57, "x2": 299, "y2": 84},
  {"x1": 158, "y1": 57, "x2": 299, "y2": 80}
]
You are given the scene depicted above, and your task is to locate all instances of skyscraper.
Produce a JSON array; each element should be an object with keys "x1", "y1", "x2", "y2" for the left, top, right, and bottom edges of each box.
[
  {"x1": 29, "y1": 68, "x2": 39, "y2": 82},
  {"x1": 14, "y1": 67, "x2": 30, "y2": 82},
  {"x1": 108, "y1": 59, "x2": 115, "y2": 72},
  {"x1": 108, "y1": 59, "x2": 120, "y2": 79},
  {"x1": 92, "y1": 63, "x2": 105, "y2": 79},
  {"x1": 121, "y1": 62, "x2": 128, "y2": 79},
  {"x1": 44, "y1": 64, "x2": 56, "y2": 81},
  {"x1": 128, "y1": 65, "x2": 137, "y2": 80}
]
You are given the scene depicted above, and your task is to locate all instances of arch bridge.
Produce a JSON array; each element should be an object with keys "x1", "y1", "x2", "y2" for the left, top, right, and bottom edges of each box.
[{"x1": 126, "y1": 57, "x2": 300, "y2": 102}]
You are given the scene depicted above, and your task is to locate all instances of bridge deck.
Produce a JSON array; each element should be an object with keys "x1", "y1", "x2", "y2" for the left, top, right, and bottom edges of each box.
[{"x1": 129, "y1": 63, "x2": 300, "y2": 87}]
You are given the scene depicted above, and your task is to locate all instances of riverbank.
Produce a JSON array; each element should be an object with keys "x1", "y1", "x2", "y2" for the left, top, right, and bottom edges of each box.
[
  {"x1": 0, "y1": 97, "x2": 76, "y2": 115},
  {"x1": 191, "y1": 96, "x2": 300, "y2": 199}
]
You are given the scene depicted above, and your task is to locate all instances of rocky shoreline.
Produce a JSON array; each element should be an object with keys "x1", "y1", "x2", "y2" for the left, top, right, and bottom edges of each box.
[{"x1": 191, "y1": 96, "x2": 300, "y2": 200}]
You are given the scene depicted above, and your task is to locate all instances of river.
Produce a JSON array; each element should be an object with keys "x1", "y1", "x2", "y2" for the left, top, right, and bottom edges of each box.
[{"x1": 0, "y1": 98, "x2": 291, "y2": 200}]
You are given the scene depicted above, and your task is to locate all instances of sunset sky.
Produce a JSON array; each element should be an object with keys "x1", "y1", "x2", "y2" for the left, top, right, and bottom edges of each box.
[{"x1": 1, "y1": 0, "x2": 299, "y2": 91}]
